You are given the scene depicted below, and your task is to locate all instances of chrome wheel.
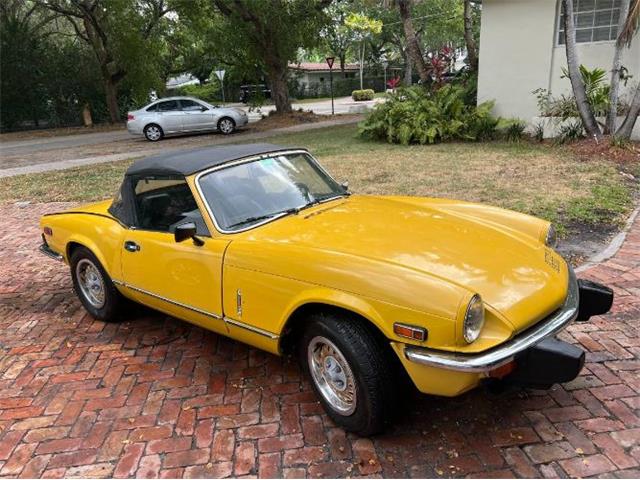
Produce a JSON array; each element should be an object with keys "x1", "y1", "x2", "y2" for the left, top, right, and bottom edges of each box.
[
  {"x1": 218, "y1": 118, "x2": 235, "y2": 134},
  {"x1": 307, "y1": 336, "x2": 357, "y2": 415},
  {"x1": 145, "y1": 125, "x2": 162, "y2": 141},
  {"x1": 75, "y1": 259, "x2": 105, "y2": 309}
]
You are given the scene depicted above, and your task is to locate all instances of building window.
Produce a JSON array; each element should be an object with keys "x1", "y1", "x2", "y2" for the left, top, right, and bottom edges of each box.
[{"x1": 557, "y1": 0, "x2": 622, "y2": 44}]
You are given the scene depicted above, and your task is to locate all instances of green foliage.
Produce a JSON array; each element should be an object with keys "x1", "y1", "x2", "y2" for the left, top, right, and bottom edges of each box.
[
  {"x1": 533, "y1": 122, "x2": 546, "y2": 142},
  {"x1": 555, "y1": 121, "x2": 585, "y2": 144},
  {"x1": 534, "y1": 65, "x2": 628, "y2": 120},
  {"x1": 173, "y1": 83, "x2": 221, "y2": 104},
  {"x1": 359, "y1": 85, "x2": 498, "y2": 145},
  {"x1": 352, "y1": 89, "x2": 375, "y2": 101},
  {"x1": 498, "y1": 119, "x2": 527, "y2": 142}
]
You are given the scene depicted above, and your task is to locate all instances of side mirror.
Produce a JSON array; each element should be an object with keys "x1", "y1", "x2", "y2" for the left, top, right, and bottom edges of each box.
[
  {"x1": 200, "y1": 106, "x2": 208, "y2": 111},
  {"x1": 174, "y1": 222, "x2": 203, "y2": 245},
  {"x1": 341, "y1": 181, "x2": 349, "y2": 191}
]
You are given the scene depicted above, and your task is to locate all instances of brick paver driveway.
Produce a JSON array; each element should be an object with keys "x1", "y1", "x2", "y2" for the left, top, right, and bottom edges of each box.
[{"x1": 0, "y1": 203, "x2": 638, "y2": 478}]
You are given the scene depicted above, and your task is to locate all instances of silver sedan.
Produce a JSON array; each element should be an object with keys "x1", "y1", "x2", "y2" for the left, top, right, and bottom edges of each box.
[{"x1": 126, "y1": 96, "x2": 249, "y2": 142}]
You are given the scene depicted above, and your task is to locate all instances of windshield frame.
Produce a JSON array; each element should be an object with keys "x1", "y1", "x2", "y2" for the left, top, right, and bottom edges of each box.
[{"x1": 194, "y1": 149, "x2": 346, "y2": 234}]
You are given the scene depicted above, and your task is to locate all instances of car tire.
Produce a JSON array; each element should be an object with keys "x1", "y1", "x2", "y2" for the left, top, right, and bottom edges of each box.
[
  {"x1": 70, "y1": 246, "x2": 123, "y2": 322},
  {"x1": 299, "y1": 312, "x2": 397, "y2": 435},
  {"x1": 217, "y1": 117, "x2": 236, "y2": 135},
  {"x1": 144, "y1": 123, "x2": 164, "y2": 142}
]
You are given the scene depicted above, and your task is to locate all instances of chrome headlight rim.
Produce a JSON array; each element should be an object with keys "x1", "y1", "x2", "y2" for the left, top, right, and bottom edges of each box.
[
  {"x1": 545, "y1": 224, "x2": 558, "y2": 248},
  {"x1": 463, "y1": 294, "x2": 485, "y2": 344}
]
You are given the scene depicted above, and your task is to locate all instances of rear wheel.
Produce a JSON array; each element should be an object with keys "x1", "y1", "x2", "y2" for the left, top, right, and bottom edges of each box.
[
  {"x1": 217, "y1": 117, "x2": 235, "y2": 134},
  {"x1": 144, "y1": 123, "x2": 163, "y2": 142},
  {"x1": 70, "y1": 246, "x2": 123, "y2": 322},
  {"x1": 299, "y1": 312, "x2": 397, "y2": 435}
]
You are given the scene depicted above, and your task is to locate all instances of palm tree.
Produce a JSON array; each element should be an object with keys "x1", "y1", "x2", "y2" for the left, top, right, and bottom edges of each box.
[
  {"x1": 561, "y1": 0, "x2": 603, "y2": 140},
  {"x1": 614, "y1": 0, "x2": 640, "y2": 139}
]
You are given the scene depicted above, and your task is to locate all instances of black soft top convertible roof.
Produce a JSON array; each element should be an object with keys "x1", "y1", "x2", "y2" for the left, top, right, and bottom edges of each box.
[{"x1": 125, "y1": 143, "x2": 300, "y2": 177}]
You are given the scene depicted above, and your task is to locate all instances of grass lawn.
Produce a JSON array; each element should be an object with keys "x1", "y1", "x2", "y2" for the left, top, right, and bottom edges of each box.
[{"x1": 1, "y1": 124, "x2": 635, "y2": 236}]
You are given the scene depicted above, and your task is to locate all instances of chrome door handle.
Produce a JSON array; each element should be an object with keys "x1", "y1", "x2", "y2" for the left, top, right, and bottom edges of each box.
[{"x1": 124, "y1": 241, "x2": 140, "y2": 252}]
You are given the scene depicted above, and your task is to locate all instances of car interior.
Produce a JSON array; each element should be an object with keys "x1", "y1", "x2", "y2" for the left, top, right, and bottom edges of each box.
[{"x1": 133, "y1": 178, "x2": 209, "y2": 236}]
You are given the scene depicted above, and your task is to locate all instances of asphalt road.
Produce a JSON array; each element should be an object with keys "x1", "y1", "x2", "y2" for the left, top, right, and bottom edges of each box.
[{"x1": 0, "y1": 96, "x2": 377, "y2": 159}]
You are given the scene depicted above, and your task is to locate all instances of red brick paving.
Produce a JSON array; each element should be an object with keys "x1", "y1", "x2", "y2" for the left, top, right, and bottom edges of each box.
[{"x1": 0, "y1": 202, "x2": 639, "y2": 478}]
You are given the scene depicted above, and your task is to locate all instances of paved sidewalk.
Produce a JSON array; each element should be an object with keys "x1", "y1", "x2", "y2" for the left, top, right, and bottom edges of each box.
[{"x1": 0, "y1": 202, "x2": 638, "y2": 478}]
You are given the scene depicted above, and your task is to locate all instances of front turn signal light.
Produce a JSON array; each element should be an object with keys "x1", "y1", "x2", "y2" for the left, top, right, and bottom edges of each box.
[{"x1": 394, "y1": 323, "x2": 428, "y2": 342}]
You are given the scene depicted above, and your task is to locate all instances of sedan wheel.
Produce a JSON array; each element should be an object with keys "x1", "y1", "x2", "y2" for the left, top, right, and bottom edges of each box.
[
  {"x1": 218, "y1": 117, "x2": 235, "y2": 134},
  {"x1": 144, "y1": 124, "x2": 163, "y2": 142}
]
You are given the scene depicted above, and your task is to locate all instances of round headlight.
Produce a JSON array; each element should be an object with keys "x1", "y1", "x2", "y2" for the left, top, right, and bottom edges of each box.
[
  {"x1": 463, "y1": 294, "x2": 485, "y2": 343},
  {"x1": 545, "y1": 224, "x2": 558, "y2": 248}
]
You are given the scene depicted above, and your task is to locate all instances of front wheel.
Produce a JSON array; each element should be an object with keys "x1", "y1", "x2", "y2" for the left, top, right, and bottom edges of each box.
[
  {"x1": 70, "y1": 246, "x2": 123, "y2": 322},
  {"x1": 217, "y1": 117, "x2": 236, "y2": 135},
  {"x1": 299, "y1": 312, "x2": 397, "y2": 435}
]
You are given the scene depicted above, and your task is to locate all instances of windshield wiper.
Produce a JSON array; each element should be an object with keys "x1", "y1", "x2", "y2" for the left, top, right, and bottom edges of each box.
[{"x1": 227, "y1": 207, "x2": 300, "y2": 229}]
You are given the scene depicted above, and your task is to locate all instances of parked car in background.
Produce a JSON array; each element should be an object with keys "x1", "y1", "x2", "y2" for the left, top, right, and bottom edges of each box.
[
  {"x1": 127, "y1": 96, "x2": 248, "y2": 142},
  {"x1": 239, "y1": 84, "x2": 271, "y2": 104},
  {"x1": 39, "y1": 144, "x2": 613, "y2": 435}
]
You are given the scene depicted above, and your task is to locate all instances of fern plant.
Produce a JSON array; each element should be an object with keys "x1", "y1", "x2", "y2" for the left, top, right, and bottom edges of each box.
[{"x1": 358, "y1": 85, "x2": 498, "y2": 145}]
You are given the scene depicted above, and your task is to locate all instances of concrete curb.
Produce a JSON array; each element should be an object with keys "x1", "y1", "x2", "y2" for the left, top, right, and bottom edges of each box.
[
  {"x1": 0, "y1": 117, "x2": 361, "y2": 178},
  {"x1": 575, "y1": 205, "x2": 640, "y2": 273}
]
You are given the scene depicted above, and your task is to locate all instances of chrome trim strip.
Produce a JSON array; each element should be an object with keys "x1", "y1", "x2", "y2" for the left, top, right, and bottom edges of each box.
[
  {"x1": 404, "y1": 266, "x2": 580, "y2": 373},
  {"x1": 39, "y1": 243, "x2": 64, "y2": 261},
  {"x1": 194, "y1": 149, "x2": 345, "y2": 235},
  {"x1": 224, "y1": 317, "x2": 280, "y2": 339},
  {"x1": 113, "y1": 280, "x2": 222, "y2": 320}
]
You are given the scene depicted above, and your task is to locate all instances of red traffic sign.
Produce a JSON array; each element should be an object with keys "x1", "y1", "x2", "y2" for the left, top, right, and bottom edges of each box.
[{"x1": 325, "y1": 56, "x2": 335, "y2": 69}]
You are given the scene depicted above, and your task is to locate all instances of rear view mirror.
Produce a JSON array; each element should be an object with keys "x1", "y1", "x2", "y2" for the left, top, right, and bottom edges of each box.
[{"x1": 175, "y1": 222, "x2": 203, "y2": 245}]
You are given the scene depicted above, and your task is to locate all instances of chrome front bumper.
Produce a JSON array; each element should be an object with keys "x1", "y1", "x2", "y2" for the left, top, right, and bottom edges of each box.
[{"x1": 404, "y1": 267, "x2": 580, "y2": 373}]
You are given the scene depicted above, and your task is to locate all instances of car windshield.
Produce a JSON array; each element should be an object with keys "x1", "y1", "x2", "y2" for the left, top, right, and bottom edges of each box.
[{"x1": 197, "y1": 152, "x2": 346, "y2": 232}]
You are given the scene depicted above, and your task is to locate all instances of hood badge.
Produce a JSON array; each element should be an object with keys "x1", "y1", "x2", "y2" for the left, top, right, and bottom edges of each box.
[{"x1": 545, "y1": 249, "x2": 560, "y2": 273}]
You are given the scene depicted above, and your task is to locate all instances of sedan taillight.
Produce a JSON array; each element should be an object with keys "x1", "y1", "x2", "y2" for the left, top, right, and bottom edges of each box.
[{"x1": 127, "y1": 113, "x2": 134, "y2": 121}]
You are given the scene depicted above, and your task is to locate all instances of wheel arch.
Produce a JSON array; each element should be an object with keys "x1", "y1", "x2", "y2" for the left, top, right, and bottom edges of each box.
[
  {"x1": 66, "y1": 237, "x2": 112, "y2": 278},
  {"x1": 277, "y1": 289, "x2": 391, "y2": 357}
]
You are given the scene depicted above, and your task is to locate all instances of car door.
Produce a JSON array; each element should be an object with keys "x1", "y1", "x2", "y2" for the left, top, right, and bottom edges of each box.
[
  {"x1": 180, "y1": 99, "x2": 217, "y2": 131},
  {"x1": 156, "y1": 100, "x2": 184, "y2": 133},
  {"x1": 120, "y1": 175, "x2": 229, "y2": 334}
]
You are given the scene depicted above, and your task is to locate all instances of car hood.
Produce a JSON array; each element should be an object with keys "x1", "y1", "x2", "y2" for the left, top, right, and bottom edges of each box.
[{"x1": 245, "y1": 195, "x2": 568, "y2": 331}]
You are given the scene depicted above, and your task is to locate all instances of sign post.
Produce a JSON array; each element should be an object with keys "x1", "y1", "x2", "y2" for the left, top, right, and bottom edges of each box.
[
  {"x1": 214, "y1": 69, "x2": 226, "y2": 104},
  {"x1": 325, "y1": 56, "x2": 335, "y2": 115}
]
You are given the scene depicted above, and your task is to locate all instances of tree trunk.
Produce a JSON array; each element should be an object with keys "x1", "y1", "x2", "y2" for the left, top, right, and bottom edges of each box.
[
  {"x1": 105, "y1": 77, "x2": 120, "y2": 123},
  {"x1": 463, "y1": 0, "x2": 479, "y2": 72},
  {"x1": 607, "y1": 0, "x2": 632, "y2": 134},
  {"x1": 615, "y1": 83, "x2": 640, "y2": 139},
  {"x1": 359, "y1": 42, "x2": 365, "y2": 90},
  {"x1": 266, "y1": 61, "x2": 292, "y2": 114},
  {"x1": 397, "y1": 0, "x2": 430, "y2": 84},
  {"x1": 562, "y1": 0, "x2": 602, "y2": 139},
  {"x1": 403, "y1": 50, "x2": 412, "y2": 86}
]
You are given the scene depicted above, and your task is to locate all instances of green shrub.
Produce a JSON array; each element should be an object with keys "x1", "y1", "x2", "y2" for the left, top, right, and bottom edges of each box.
[
  {"x1": 352, "y1": 89, "x2": 375, "y2": 101},
  {"x1": 358, "y1": 85, "x2": 498, "y2": 145},
  {"x1": 173, "y1": 83, "x2": 221, "y2": 104},
  {"x1": 498, "y1": 119, "x2": 527, "y2": 142},
  {"x1": 555, "y1": 121, "x2": 584, "y2": 144},
  {"x1": 533, "y1": 122, "x2": 545, "y2": 142}
]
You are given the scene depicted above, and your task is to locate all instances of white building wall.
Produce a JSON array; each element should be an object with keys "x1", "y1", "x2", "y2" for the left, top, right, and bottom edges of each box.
[{"x1": 478, "y1": 0, "x2": 640, "y2": 130}]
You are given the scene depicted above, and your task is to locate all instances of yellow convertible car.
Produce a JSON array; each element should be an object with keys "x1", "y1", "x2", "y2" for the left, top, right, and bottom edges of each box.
[{"x1": 40, "y1": 143, "x2": 613, "y2": 434}]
